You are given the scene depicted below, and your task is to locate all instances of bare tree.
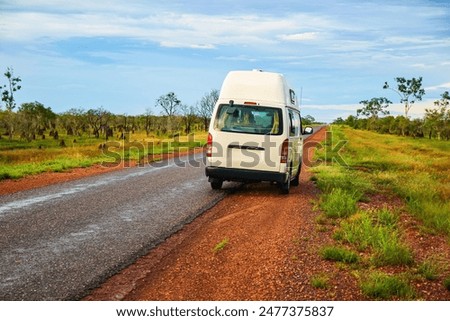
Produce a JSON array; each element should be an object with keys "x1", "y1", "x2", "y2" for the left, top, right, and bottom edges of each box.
[
  {"x1": 196, "y1": 89, "x2": 219, "y2": 131},
  {"x1": 156, "y1": 92, "x2": 181, "y2": 133},
  {"x1": 156, "y1": 92, "x2": 181, "y2": 117},
  {"x1": 180, "y1": 104, "x2": 197, "y2": 134}
]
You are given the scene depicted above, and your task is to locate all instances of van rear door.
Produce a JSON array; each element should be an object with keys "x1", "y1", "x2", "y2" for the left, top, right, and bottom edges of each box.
[{"x1": 209, "y1": 103, "x2": 285, "y2": 172}]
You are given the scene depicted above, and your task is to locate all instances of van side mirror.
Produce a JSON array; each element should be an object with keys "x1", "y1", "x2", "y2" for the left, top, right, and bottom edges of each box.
[{"x1": 303, "y1": 126, "x2": 313, "y2": 135}]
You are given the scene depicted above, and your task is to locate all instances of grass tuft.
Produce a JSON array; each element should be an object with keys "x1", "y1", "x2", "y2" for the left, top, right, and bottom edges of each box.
[
  {"x1": 361, "y1": 272, "x2": 415, "y2": 300},
  {"x1": 320, "y1": 188, "x2": 358, "y2": 218},
  {"x1": 311, "y1": 274, "x2": 330, "y2": 289},
  {"x1": 320, "y1": 245, "x2": 359, "y2": 264},
  {"x1": 417, "y1": 259, "x2": 441, "y2": 281},
  {"x1": 334, "y1": 210, "x2": 413, "y2": 266},
  {"x1": 444, "y1": 276, "x2": 450, "y2": 291},
  {"x1": 212, "y1": 238, "x2": 229, "y2": 253}
]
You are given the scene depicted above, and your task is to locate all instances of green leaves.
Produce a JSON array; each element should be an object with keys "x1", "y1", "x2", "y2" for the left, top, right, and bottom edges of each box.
[{"x1": 383, "y1": 77, "x2": 425, "y2": 117}]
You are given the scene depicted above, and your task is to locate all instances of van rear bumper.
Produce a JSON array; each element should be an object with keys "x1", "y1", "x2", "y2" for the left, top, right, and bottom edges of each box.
[{"x1": 205, "y1": 166, "x2": 286, "y2": 183}]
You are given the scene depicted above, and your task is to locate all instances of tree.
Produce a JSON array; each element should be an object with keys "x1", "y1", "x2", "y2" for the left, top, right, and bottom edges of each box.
[
  {"x1": 86, "y1": 107, "x2": 112, "y2": 139},
  {"x1": 60, "y1": 108, "x2": 86, "y2": 136},
  {"x1": 394, "y1": 115, "x2": 411, "y2": 136},
  {"x1": 196, "y1": 89, "x2": 219, "y2": 131},
  {"x1": 302, "y1": 114, "x2": 316, "y2": 125},
  {"x1": 156, "y1": 92, "x2": 181, "y2": 117},
  {"x1": 1, "y1": 67, "x2": 22, "y2": 111},
  {"x1": 383, "y1": 77, "x2": 425, "y2": 118},
  {"x1": 357, "y1": 97, "x2": 391, "y2": 130},
  {"x1": 180, "y1": 104, "x2": 197, "y2": 134},
  {"x1": 143, "y1": 108, "x2": 153, "y2": 137},
  {"x1": 357, "y1": 97, "x2": 391, "y2": 118},
  {"x1": 424, "y1": 91, "x2": 450, "y2": 140},
  {"x1": 332, "y1": 117, "x2": 345, "y2": 125},
  {"x1": 1, "y1": 67, "x2": 22, "y2": 139},
  {"x1": 18, "y1": 102, "x2": 56, "y2": 141},
  {"x1": 156, "y1": 92, "x2": 181, "y2": 133}
]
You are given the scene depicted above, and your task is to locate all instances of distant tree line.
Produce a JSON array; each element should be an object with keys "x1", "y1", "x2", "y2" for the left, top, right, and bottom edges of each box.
[
  {"x1": 0, "y1": 67, "x2": 222, "y2": 141},
  {"x1": 333, "y1": 77, "x2": 449, "y2": 140},
  {"x1": 0, "y1": 67, "x2": 319, "y2": 142}
]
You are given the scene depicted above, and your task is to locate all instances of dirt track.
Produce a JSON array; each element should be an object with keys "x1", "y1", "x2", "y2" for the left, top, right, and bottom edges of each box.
[{"x1": 82, "y1": 127, "x2": 367, "y2": 300}]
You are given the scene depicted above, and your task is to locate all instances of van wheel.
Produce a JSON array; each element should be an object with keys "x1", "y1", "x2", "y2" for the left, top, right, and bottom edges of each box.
[
  {"x1": 210, "y1": 178, "x2": 223, "y2": 190},
  {"x1": 291, "y1": 163, "x2": 301, "y2": 187},
  {"x1": 279, "y1": 174, "x2": 290, "y2": 194}
]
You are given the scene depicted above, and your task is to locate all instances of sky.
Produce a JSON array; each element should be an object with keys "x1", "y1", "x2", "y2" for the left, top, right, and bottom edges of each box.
[{"x1": 0, "y1": 0, "x2": 449, "y2": 122}]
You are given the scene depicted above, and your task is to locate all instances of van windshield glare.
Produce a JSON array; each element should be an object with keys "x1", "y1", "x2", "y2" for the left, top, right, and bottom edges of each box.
[{"x1": 214, "y1": 104, "x2": 283, "y2": 135}]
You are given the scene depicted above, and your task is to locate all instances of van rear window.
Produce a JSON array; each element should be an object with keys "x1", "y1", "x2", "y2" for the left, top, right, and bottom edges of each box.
[{"x1": 213, "y1": 104, "x2": 283, "y2": 135}]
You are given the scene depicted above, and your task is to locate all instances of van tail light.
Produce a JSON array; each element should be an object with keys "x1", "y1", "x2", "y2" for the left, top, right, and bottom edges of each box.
[
  {"x1": 206, "y1": 133, "x2": 213, "y2": 157},
  {"x1": 280, "y1": 138, "x2": 289, "y2": 163}
]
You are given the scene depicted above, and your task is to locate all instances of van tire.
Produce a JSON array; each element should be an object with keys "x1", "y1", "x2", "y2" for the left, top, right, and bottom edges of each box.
[
  {"x1": 280, "y1": 174, "x2": 290, "y2": 194},
  {"x1": 291, "y1": 162, "x2": 301, "y2": 186},
  {"x1": 210, "y1": 178, "x2": 223, "y2": 190}
]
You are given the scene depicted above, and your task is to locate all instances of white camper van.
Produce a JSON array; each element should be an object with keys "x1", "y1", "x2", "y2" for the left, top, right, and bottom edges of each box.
[{"x1": 205, "y1": 70, "x2": 313, "y2": 193}]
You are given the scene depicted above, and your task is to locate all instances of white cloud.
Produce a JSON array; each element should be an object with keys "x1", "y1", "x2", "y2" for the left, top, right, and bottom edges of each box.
[
  {"x1": 303, "y1": 104, "x2": 359, "y2": 111},
  {"x1": 0, "y1": 5, "x2": 336, "y2": 50},
  {"x1": 425, "y1": 82, "x2": 450, "y2": 91},
  {"x1": 1, "y1": 0, "x2": 449, "y2": 115},
  {"x1": 278, "y1": 32, "x2": 318, "y2": 41}
]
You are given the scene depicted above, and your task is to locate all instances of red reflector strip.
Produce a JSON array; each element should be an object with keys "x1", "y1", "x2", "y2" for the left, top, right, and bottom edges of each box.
[
  {"x1": 206, "y1": 133, "x2": 213, "y2": 157},
  {"x1": 280, "y1": 139, "x2": 289, "y2": 163}
]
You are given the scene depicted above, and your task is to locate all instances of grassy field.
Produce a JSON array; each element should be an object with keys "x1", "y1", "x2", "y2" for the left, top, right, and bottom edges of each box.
[
  {"x1": 0, "y1": 131, "x2": 207, "y2": 180},
  {"x1": 311, "y1": 125, "x2": 450, "y2": 299}
]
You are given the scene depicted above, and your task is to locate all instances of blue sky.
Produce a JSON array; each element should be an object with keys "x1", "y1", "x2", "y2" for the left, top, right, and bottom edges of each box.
[{"x1": 1, "y1": 0, "x2": 449, "y2": 122}]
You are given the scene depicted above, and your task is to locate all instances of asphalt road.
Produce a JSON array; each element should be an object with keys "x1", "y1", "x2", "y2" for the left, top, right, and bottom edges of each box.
[
  {"x1": 0, "y1": 153, "x2": 230, "y2": 300},
  {"x1": 0, "y1": 129, "x2": 320, "y2": 301}
]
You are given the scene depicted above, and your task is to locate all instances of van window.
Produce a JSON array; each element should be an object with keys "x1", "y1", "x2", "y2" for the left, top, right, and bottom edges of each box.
[
  {"x1": 288, "y1": 109, "x2": 301, "y2": 137},
  {"x1": 214, "y1": 104, "x2": 283, "y2": 135}
]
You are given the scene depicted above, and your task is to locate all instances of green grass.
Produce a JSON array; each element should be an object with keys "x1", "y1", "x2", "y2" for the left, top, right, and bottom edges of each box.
[
  {"x1": 309, "y1": 125, "x2": 450, "y2": 299},
  {"x1": 320, "y1": 245, "x2": 359, "y2": 263},
  {"x1": 417, "y1": 259, "x2": 440, "y2": 281},
  {"x1": 319, "y1": 188, "x2": 359, "y2": 218},
  {"x1": 313, "y1": 126, "x2": 450, "y2": 238},
  {"x1": 212, "y1": 238, "x2": 229, "y2": 253},
  {"x1": 444, "y1": 276, "x2": 450, "y2": 291},
  {"x1": 0, "y1": 153, "x2": 107, "y2": 179},
  {"x1": 334, "y1": 209, "x2": 413, "y2": 266},
  {"x1": 0, "y1": 131, "x2": 206, "y2": 180},
  {"x1": 360, "y1": 272, "x2": 416, "y2": 300},
  {"x1": 339, "y1": 126, "x2": 450, "y2": 237},
  {"x1": 311, "y1": 274, "x2": 330, "y2": 289}
]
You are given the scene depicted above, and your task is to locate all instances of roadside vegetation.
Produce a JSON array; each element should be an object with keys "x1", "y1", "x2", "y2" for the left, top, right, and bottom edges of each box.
[
  {"x1": 311, "y1": 125, "x2": 450, "y2": 299},
  {"x1": 0, "y1": 132, "x2": 207, "y2": 180},
  {"x1": 0, "y1": 67, "x2": 320, "y2": 181}
]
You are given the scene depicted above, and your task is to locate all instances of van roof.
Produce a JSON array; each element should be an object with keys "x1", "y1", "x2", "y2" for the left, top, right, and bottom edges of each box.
[{"x1": 218, "y1": 70, "x2": 298, "y2": 108}]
